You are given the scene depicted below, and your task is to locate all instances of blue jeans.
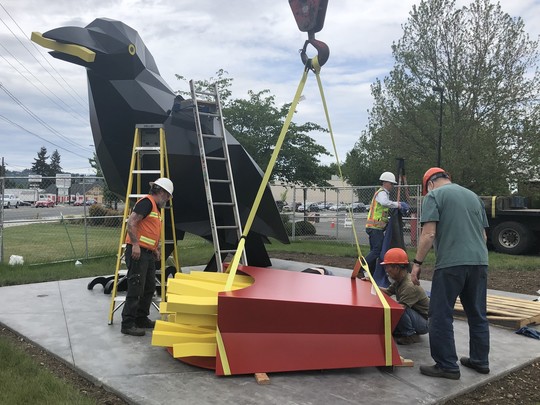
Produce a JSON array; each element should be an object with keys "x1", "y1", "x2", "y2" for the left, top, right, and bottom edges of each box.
[
  {"x1": 365, "y1": 228, "x2": 384, "y2": 273},
  {"x1": 429, "y1": 265, "x2": 490, "y2": 371},
  {"x1": 394, "y1": 307, "x2": 428, "y2": 336}
]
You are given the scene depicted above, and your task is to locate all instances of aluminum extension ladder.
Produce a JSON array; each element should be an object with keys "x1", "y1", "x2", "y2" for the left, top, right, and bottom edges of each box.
[
  {"x1": 187, "y1": 80, "x2": 247, "y2": 272},
  {"x1": 107, "y1": 124, "x2": 180, "y2": 324}
]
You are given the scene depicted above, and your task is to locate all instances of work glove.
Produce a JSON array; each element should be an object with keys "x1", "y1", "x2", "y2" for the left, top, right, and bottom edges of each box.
[{"x1": 399, "y1": 202, "x2": 410, "y2": 215}]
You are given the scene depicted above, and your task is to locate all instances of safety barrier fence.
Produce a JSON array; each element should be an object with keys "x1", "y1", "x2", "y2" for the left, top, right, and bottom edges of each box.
[
  {"x1": 1, "y1": 176, "x2": 421, "y2": 264},
  {"x1": 279, "y1": 184, "x2": 422, "y2": 248}
]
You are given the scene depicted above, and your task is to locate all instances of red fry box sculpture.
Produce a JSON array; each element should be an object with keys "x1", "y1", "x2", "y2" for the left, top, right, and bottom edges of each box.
[{"x1": 152, "y1": 265, "x2": 405, "y2": 376}]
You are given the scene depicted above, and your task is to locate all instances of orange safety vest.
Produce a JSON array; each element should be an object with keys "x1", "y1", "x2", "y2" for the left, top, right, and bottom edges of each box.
[
  {"x1": 366, "y1": 188, "x2": 390, "y2": 230},
  {"x1": 126, "y1": 195, "x2": 162, "y2": 251}
]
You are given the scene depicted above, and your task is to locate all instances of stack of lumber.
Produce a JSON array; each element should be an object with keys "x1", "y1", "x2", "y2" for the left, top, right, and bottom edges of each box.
[{"x1": 455, "y1": 295, "x2": 540, "y2": 329}]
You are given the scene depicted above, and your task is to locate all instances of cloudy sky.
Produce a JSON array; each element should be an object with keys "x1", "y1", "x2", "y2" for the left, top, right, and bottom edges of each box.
[{"x1": 1, "y1": 0, "x2": 539, "y2": 174}]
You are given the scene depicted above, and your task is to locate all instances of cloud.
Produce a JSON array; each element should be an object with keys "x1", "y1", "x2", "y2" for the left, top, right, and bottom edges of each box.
[{"x1": 1, "y1": 0, "x2": 539, "y2": 173}]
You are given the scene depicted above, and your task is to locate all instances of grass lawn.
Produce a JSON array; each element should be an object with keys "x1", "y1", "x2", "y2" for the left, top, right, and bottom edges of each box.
[{"x1": 0, "y1": 336, "x2": 96, "y2": 405}]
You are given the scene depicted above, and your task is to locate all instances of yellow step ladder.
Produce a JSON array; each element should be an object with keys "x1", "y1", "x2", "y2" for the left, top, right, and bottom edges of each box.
[{"x1": 108, "y1": 124, "x2": 180, "y2": 324}]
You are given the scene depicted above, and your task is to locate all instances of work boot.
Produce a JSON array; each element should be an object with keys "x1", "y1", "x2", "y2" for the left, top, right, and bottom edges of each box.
[
  {"x1": 135, "y1": 318, "x2": 156, "y2": 329},
  {"x1": 395, "y1": 335, "x2": 421, "y2": 345},
  {"x1": 121, "y1": 325, "x2": 146, "y2": 336},
  {"x1": 420, "y1": 365, "x2": 460, "y2": 380},
  {"x1": 460, "y1": 357, "x2": 490, "y2": 374}
]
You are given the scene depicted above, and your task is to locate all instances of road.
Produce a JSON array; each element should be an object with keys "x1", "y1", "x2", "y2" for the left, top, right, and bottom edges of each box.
[{"x1": 1, "y1": 204, "x2": 104, "y2": 223}]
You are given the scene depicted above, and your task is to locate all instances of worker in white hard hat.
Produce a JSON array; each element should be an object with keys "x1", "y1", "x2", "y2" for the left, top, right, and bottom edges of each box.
[
  {"x1": 121, "y1": 177, "x2": 173, "y2": 336},
  {"x1": 364, "y1": 171, "x2": 408, "y2": 276}
]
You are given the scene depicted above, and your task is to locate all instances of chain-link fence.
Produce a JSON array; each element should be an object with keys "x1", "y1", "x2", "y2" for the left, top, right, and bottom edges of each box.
[
  {"x1": 1, "y1": 176, "x2": 421, "y2": 265},
  {"x1": 0, "y1": 175, "x2": 121, "y2": 264},
  {"x1": 278, "y1": 185, "x2": 422, "y2": 248}
]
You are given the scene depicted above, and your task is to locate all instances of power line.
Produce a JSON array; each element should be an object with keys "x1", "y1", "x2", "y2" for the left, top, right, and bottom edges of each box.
[
  {"x1": 0, "y1": 113, "x2": 91, "y2": 160},
  {"x1": 0, "y1": 41, "x2": 88, "y2": 124},
  {"x1": 0, "y1": 50, "x2": 88, "y2": 125},
  {"x1": 0, "y1": 82, "x2": 93, "y2": 153},
  {"x1": 0, "y1": 3, "x2": 88, "y2": 108}
]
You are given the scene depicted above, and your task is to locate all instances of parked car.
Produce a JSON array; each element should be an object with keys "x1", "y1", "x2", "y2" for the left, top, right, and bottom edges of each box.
[
  {"x1": 74, "y1": 199, "x2": 97, "y2": 206},
  {"x1": 352, "y1": 202, "x2": 367, "y2": 213},
  {"x1": 297, "y1": 203, "x2": 320, "y2": 212},
  {"x1": 1, "y1": 194, "x2": 21, "y2": 208},
  {"x1": 329, "y1": 203, "x2": 348, "y2": 211},
  {"x1": 35, "y1": 199, "x2": 55, "y2": 208},
  {"x1": 316, "y1": 201, "x2": 333, "y2": 210},
  {"x1": 275, "y1": 200, "x2": 287, "y2": 211}
]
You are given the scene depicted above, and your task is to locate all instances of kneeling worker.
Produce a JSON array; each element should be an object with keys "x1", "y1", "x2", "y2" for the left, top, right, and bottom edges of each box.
[{"x1": 366, "y1": 248, "x2": 429, "y2": 345}]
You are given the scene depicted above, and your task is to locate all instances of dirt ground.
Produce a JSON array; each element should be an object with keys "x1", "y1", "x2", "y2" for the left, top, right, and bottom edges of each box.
[{"x1": 0, "y1": 252, "x2": 539, "y2": 404}]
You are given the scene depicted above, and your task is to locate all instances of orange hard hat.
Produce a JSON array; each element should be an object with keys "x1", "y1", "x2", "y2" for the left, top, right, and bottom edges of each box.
[
  {"x1": 380, "y1": 248, "x2": 409, "y2": 265},
  {"x1": 422, "y1": 167, "x2": 447, "y2": 195}
]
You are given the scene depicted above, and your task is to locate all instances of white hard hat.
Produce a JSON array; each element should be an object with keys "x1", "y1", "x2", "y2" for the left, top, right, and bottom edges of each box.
[
  {"x1": 150, "y1": 177, "x2": 174, "y2": 195},
  {"x1": 379, "y1": 171, "x2": 397, "y2": 184}
]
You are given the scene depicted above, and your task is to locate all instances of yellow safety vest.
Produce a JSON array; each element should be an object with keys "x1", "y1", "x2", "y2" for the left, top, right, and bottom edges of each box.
[{"x1": 366, "y1": 188, "x2": 390, "y2": 230}]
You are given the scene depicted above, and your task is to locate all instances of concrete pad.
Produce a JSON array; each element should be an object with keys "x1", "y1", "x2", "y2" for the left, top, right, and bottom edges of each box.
[{"x1": 0, "y1": 260, "x2": 539, "y2": 405}]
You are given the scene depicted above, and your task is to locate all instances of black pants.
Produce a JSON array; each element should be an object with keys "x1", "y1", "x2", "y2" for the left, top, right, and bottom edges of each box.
[{"x1": 121, "y1": 244, "x2": 156, "y2": 327}]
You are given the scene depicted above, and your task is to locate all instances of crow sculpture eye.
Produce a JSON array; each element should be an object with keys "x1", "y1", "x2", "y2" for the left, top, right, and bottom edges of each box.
[{"x1": 128, "y1": 43, "x2": 136, "y2": 55}]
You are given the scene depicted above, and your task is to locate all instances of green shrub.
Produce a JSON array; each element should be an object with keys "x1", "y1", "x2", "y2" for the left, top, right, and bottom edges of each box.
[
  {"x1": 88, "y1": 205, "x2": 122, "y2": 227},
  {"x1": 284, "y1": 220, "x2": 316, "y2": 236}
]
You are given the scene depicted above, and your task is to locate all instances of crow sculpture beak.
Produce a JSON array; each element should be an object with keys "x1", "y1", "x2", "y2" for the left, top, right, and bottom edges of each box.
[{"x1": 31, "y1": 32, "x2": 96, "y2": 63}]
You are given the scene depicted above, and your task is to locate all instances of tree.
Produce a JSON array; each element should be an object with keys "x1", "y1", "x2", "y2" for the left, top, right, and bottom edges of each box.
[
  {"x1": 89, "y1": 153, "x2": 103, "y2": 177},
  {"x1": 346, "y1": 0, "x2": 540, "y2": 194},
  {"x1": 31, "y1": 146, "x2": 50, "y2": 176},
  {"x1": 175, "y1": 69, "x2": 233, "y2": 103},
  {"x1": 89, "y1": 152, "x2": 119, "y2": 208},
  {"x1": 224, "y1": 90, "x2": 332, "y2": 187},
  {"x1": 177, "y1": 71, "x2": 333, "y2": 187},
  {"x1": 49, "y1": 150, "x2": 62, "y2": 175}
]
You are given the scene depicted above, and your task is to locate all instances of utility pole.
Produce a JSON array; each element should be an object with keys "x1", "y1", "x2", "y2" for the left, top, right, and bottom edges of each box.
[
  {"x1": 0, "y1": 157, "x2": 5, "y2": 263},
  {"x1": 432, "y1": 86, "x2": 444, "y2": 167}
]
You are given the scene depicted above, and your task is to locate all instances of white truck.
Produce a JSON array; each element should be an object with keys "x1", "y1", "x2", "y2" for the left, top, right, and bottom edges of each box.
[
  {"x1": 1, "y1": 193, "x2": 21, "y2": 208},
  {"x1": 3, "y1": 189, "x2": 45, "y2": 205}
]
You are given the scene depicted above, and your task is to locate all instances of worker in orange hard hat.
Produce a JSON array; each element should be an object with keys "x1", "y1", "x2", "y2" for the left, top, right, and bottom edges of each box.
[
  {"x1": 422, "y1": 167, "x2": 449, "y2": 195},
  {"x1": 414, "y1": 167, "x2": 490, "y2": 380},
  {"x1": 364, "y1": 248, "x2": 429, "y2": 345}
]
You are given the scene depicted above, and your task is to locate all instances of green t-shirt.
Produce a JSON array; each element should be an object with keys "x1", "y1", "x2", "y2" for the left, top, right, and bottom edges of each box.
[{"x1": 421, "y1": 183, "x2": 489, "y2": 269}]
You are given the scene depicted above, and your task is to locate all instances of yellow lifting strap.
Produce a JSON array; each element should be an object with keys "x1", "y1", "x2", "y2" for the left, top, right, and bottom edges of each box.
[
  {"x1": 313, "y1": 69, "x2": 393, "y2": 366},
  {"x1": 224, "y1": 56, "x2": 394, "y2": 366},
  {"x1": 224, "y1": 66, "x2": 310, "y2": 291}
]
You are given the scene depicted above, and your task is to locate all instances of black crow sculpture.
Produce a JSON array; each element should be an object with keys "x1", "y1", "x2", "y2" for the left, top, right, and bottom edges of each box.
[{"x1": 32, "y1": 18, "x2": 289, "y2": 270}]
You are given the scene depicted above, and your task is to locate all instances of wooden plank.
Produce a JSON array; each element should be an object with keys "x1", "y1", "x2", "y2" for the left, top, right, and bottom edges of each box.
[
  {"x1": 255, "y1": 373, "x2": 271, "y2": 385},
  {"x1": 454, "y1": 294, "x2": 540, "y2": 329},
  {"x1": 395, "y1": 356, "x2": 414, "y2": 367}
]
